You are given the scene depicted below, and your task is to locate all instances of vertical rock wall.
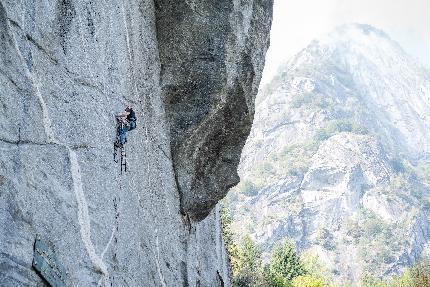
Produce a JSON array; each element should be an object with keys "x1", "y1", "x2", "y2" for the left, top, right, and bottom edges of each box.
[{"x1": 0, "y1": 0, "x2": 272, "y2": 286}]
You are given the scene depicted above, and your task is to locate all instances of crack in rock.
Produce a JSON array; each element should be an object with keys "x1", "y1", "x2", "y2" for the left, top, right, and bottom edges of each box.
[
  {"x1": 9, "y1": 18, "x2": 58, "y2": 144},
  {"x1": 154, "y1": 229, "x2": 167, "y2": 287},
  {"x1": 8, "y1": 16, "x2": 111, "y2": 285},
  {"x1": 69, "y1": 148, "x2": 110, "y2": 286}
]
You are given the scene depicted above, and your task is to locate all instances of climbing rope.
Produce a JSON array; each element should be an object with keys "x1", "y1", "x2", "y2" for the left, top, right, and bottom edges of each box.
[
  {"x1": 110, "y1": 174, "x2": 122, "y2": 287},
  {"x1": 119, "y1": 1, "x2": 152, "y2": 187}
]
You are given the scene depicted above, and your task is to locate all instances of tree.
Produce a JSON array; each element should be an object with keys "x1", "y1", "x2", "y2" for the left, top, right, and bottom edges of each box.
[
  {"x1": 292, "y1": 275, "x2": 324, "y2": 287},
  {"x1": 221, "y1": 205, "x2": 241, "y2": 281},
  {"x1": 221, "y1": 205, "x2": 270, "y2": 287},
  {"x1": 360, "y1": 275, "x2": 389, "y2": 287},
  {"x1": 267, "y1": 240, "x2": 307, "y2": 286},
  {"x1": 300, "y1": 251, "x2": 334, "y2": 286},
  {"x1": 390, "y1": 269, "x2": 413, "y2": 287},
  {"x1": 234, "y1": 235, "x2": 264, "y2": 287},
  {"x1": 221, "y1": 205, "x2": 236, "y2": 256},
  {"x1": 409, "y1": 260, "x2": 430, "y2": 287},
  {"x1": 361, "y1": 259, "x2": 430, "y2": 287}
]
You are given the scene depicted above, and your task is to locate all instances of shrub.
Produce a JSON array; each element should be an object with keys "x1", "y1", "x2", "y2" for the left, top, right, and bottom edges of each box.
[
  {"x1": 291, "y1": 92, "x2": 313, "y2": 108},
  {"x1": 252, "y1": 161, "x2": 275, "y2": 185},
  {"x1": 300, "y1": 252, "x2": 327, "y2": 279},
  {"x1": 317, "y1": 229, "x2": 336, "y2": 251},
  {"x1": 268, "y1": 240, "x2": 307, "y2": 283},
  {"x1": 414, "y1": 162, "x2": 430, "y2": 182},
  {"x1": 292, "y1": 275, "x2": 325, "y2": 287},
  {"x1": 232, "y1": 235, "x2": 266, "y2": 287},
  {"x1": 249, "y1": 141, "x2": 318, "y2": 185},
  {"x1": 221, "y1": 205, "x2": 235, "y2": 255},
  {"x1": 315, "y1": 119, "x2": 368, "y2": 141},
  {"x1": 360, "y1": 275, "x2": 389, "y2": 287},
  {"x1": 389, "y1": 269, "x2": 414, "y2": 287},
  {"x1": 389, "y1": 174, "x2": 413, "y2": 192},
  {"x1": 409, "y1": 260, "x2": 430, "y2": 287},
  {"x1": 237, "y1": 180, "x2": 260, "y2": 197},
  {"x1": 356, "y1": 209, "x2": 401, "y2": 275},
  {"x1": 361, "y1": 259, "x2": 430, "y2": 287}
]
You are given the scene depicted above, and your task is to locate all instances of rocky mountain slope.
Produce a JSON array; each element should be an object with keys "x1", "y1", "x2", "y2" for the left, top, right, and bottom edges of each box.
[
  {"x1": 227, "y1": 24, "x2": 430, "y2": 285},
  {"x1": 0, "y1": 1, "x2": 273, "y2": 286}
]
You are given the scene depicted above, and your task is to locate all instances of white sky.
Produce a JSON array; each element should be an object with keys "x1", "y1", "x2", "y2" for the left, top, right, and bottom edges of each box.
[{"x1": 261, "y1": 0, "x2": 430, "y2": 84}]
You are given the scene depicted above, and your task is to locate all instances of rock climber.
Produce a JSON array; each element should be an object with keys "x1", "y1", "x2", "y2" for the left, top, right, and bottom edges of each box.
[{"x1": 116, "y1": 106, "x2": 137, "y2": 146}]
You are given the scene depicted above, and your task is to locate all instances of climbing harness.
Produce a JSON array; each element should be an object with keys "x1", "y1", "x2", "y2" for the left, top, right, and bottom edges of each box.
[{"x1": 113, "y1": 119, "x2": 127, "y2": 174}]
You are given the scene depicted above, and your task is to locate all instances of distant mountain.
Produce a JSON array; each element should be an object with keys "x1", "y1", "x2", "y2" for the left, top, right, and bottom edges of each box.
[{"x1": 227, "y1": 24, "x2": 430, "y2": 284}]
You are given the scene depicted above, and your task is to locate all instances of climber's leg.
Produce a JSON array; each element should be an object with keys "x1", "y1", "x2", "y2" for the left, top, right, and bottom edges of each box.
[{"x1": 118, "y1": 125, "x2": 130, "y2": 145}]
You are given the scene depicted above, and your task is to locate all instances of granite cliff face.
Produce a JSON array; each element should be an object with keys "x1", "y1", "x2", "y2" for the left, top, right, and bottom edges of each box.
[
  {"x1": 156, "y1": 0, "x2": 272, "y2": 220},
  {"x1": 0, "y1": 1, "x2": 273, "y2": 286},
  {"x1": 227, "y1": 24, "x2": 430, "y2": 284}
]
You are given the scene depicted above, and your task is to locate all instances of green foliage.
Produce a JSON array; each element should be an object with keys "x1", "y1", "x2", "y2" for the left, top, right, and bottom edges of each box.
[
  {"x1": 300, "y1": 252, "x2": 326, "y2": 279},
  {"x1": 409, "y1": 260, "x2": 430, "y2": 287},
  {"x1": 344, "y1": 218, "x2": 363, "y2": 243},
  {"x1": 265, "y1": 270, "x2": 293, "y2": 287},
  {"x1": 250, "y1": 139, "x2": 321, "y2": 187},
  {"x1": 268, "y1": 240, "x2": 307, "y2": 284},
  {"x1": 291, "y1": 92, "x2": 312, "y2": 108},
  {"x1": 300, "y1": 251, "x2": 336, "y2": 287},
  {"x1": 253, "y1": 161, "x2": 275, "y2": 183},
  {"x1": 354, "y1": 209, "x2": 428, "y2": 282},
  {"x1": 233, "y1": 235, "x2": 264, "y2": 287},
  {"x1": 317, "y1": 228, "x2": 336, "y2": 251},
  {"x1": 361, "y1": 212, "x2": 386, "y2": 238},
  {"x1": 221, "y1": 205, "x2": 242, "y2": 281},
  {"x1": 240, "y1": 118, "x2": 368, "y2": 191},
  {"x1": 221, "y1": 205, "x2": 235, "y2": 257},
  {"x1": 388, "y1": 174, "x2": 413, "y2": 193},
  {"x1": 343, "y1": 209, "x2": 404, "y2": 276},
  {"x1": 360, "y1": 259, "x2": 430, "y2": 287},
  {"x1": 389, "y1": 270, "x2": 414, "y2": 287},
  {"x1": 387, "y1": 155, "x2": 429, "y2": 184},
  {"x1": 226, "y1": 236, "x2": 314, "y2": 287},
  {"x1": 222, "y1": 205, "x2": 264, "y2": 286},
  {"x1": 273, "y1": 142, "x2": 317, "y2": 177},
  {"x1": 386, "y1": 173, "x2": 425, "y2": 202},
  {"x1": 360, "y1": 275, "x2": 390, "y2": 287},
  {"x1": 292, "y1": 275, "x2": 325, "y2": 287},
  {"x1": 223, "y1": 203, "x2": 427, "y2": 287},
  {"x1": 315, "y1": 119, "x2": 368, "y2": 141},
  {"x1": 236, "y1": 180, "x2": 260, "y2": 197},
  {"x1": 414, "y1": 162, "x2": 430, "y2": 182},
  {"x1": 290, "y1": 91, "x2": 332, "y2": 110}
]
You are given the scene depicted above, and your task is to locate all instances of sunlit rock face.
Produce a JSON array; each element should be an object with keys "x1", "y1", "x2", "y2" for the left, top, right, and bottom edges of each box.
[
  {"x1": 228, "y1": 24, "x2": 430, "y2": 285},
  {"x1": 0, "y1": 1, "x2": 273, "y2": 286}
]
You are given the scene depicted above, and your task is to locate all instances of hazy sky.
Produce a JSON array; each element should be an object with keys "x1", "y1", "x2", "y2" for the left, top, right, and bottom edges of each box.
[{"x1": 261, "y1": 0, "x2": 430, "y2": 84}]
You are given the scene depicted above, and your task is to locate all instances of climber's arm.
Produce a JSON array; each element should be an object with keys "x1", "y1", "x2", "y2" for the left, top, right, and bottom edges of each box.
[{"x1": 116, "y1": 111, "x2": 130, "y2": 122}]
